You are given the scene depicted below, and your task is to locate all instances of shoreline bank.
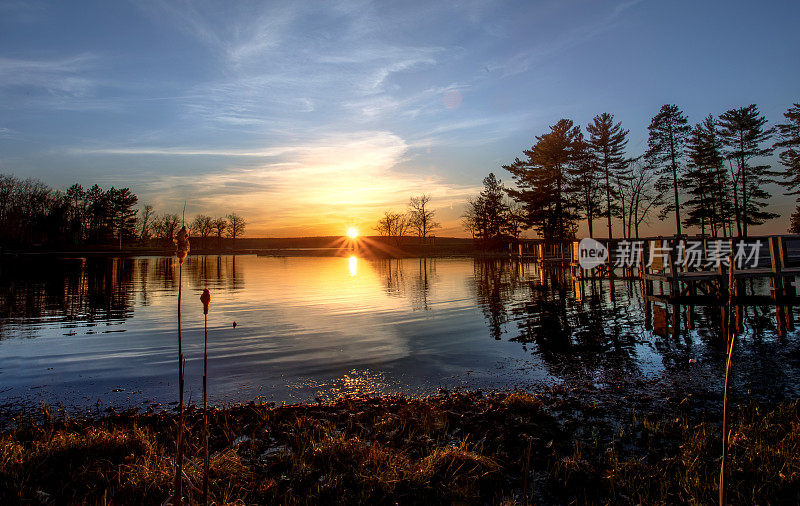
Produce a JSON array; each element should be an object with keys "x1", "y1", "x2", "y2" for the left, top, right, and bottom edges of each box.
[{"x1": 2, "y1": 388, "x2": 798, "y2": 504}]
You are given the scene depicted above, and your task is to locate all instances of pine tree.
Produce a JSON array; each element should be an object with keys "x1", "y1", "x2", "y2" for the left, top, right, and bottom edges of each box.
[
  {"x1": 479, "y1": 173, "x2": 509, "y2": 241},
  {"x1": 775, "y1": 103, "x2": 800, "y2": 232},
  {"x1": 505, "y1": 119, "x2": 581, "y2": 241},
  {"x1": 718, "y1": 105, "x2": 777, "y2": 237},
  {"x1": 791, "y1": 208, "x2": 800, "y2": 234},
  {"x1": 614, "y1": 161, "x2": 634, "y2": 239},
  {"x1": 109, "y1": 187, "x2": 139, "y2": 247},
  {"x1": 586, "y1": 112, "x2": 629, "y2": 240},
  {"x1": 462, "y1": 175, "x2": 521, "y2": 246},
  {"x1": 684, "y1": 115, "x2": 730, "y2": 237},
  {"x1": 647, "y1": 104, "x2": 690, "y2": 236},
  {"x1": 566, "y1": 129, "x2": 602, "y2": 237},
  {"x1": 64, "y1": 183, "x2": 86, "y2": 243}
]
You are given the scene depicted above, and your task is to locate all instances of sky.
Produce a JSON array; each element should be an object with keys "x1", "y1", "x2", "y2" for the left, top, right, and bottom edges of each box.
[{"x1": 0, "y1": 0, "x2": 798, "y2": 237}]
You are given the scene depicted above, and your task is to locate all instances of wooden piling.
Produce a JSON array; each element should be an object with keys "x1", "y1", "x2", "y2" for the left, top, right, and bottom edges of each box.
[{"x1": 769, "y1": 236, "x2": 788, "y2": 336}]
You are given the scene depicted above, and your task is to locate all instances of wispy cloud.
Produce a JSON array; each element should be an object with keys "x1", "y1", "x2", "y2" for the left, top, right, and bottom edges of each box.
[
  {"x1": 70, "y1": 146, "x2": 293, "y2": 157},
  {"x1": 121, "y1": 130, "x2": 481, "y2": 235},
  {"x1": 2, "y1": 0, "x2": 661, "y2": 236},
  {"x1": 491, "y1": 0, "x2": 644, "y2": 78},
  {"x1": 136, "y1": 0, "x2": 447, "y2": 136},
  {"x1": 0, "y1": 54, "x2": 97, "y2": 96}
]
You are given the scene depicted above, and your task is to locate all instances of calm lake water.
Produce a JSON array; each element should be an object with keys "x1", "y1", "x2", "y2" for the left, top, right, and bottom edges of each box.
[{"x1": 1, "y1": 255, "x2": 799, "y2": 412}]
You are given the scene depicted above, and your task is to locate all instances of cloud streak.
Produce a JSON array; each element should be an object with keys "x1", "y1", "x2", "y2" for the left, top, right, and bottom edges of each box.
[
  {"x1": 126, "y1": 130, "x2": 481, "y2": 236},
  {"x1": 0, "y1": 54, "x2": 97, "y2": 96}
]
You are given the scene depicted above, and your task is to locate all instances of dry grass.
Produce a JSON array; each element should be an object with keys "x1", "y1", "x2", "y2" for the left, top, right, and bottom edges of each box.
[{"x1": 1, "y1": 393, "x2": 799, "y2": 504}]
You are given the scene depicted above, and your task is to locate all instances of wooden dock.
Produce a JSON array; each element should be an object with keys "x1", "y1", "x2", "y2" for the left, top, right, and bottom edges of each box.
[
  {"x1": 549, "y1": 235, "x2": 800, "y2": 295},
  {"x1": 562, "y1": 235, "x2": 800, "y2": 337}
]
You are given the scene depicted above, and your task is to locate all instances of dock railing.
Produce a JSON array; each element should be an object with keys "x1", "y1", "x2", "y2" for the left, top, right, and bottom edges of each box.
[{"x1": 566, "y1": 235, "x2": 800, "y2": 301}]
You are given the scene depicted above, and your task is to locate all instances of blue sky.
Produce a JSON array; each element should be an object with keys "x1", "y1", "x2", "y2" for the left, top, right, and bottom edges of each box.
[{"x1": 1, "y1": 0, "x2": 798, "y2": 236}]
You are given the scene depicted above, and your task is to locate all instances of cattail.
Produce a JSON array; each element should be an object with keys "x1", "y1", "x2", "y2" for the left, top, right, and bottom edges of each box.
[
  {"x1": 201, "y1": 288, "x2": 211, "y2": 314},
  {"x1": 175, "y1": 225, "x2": 190, "y2": 264},
  {"x1": 200, "y1": 288, "x2": 211, "y2": 505},
  {"x1": 173, "y1": 225, "x2": 190, "y2": 505}
]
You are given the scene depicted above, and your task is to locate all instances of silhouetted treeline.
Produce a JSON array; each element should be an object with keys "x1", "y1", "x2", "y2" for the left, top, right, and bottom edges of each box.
[
  {"x1": 0, "y1": 176, "x2": 138, "y2": 248},
  {"x1": 465, "y1": 101, "x2": 800, "y2": 242},
  {"x1": 0, "y1": 174, "x2": 247, "y2": 250}
]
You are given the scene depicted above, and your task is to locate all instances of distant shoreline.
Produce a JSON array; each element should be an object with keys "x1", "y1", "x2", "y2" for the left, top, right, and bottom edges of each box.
[
  {"x1": 0, "y1": 248, "x2": 517, "y2": 259},
  {"x1": 0, "y1": 235, "x2": 521, "y2": 259}
]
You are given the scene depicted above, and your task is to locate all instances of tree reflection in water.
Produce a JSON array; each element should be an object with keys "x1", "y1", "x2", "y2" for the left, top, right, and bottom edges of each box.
[
  {"x1": 0, "y1": 257, "x2": 136, "y2": 334},
  {"x1": 1, "y1": 255, "x2": 799, "y2": 403},
  {"x1": 468, "y1": 259, "x2": 800, "y2": 394},
  {"x1": 0, "y1": 255, "x2": 245, "y2": 340},
  {"x1": 373, "y1": 257, "x2": 438, "y2": 311},
  {"x1": 469, "y1": 260, "x2": 642, "y2": 380}
]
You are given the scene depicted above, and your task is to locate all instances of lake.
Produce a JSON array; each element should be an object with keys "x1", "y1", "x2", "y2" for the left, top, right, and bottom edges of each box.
[{"x1": 1, "y1": 255, "x2": 799, "y2": 412}]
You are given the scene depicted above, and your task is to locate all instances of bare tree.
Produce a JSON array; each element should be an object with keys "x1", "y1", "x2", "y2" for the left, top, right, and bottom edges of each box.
[
  {"x1": 375, "y1": 211, "x2": 408, "y2": 246},
  {"x1": 622, "y1": 157, "x2": 662, "y2": 240},
  {"x1": 153, "y1": 213, "x2": 180, "y2": 244},
  {"x1": 226, "y1": 213, "x2": 246, "y2": 247},
  {"x1": 211, "y1": 217, "x2": 228, "y2": 249},
  {"x1": 191, "y1": 214, "x2": 213, "y2": 249},
  {"x1": 461, "y1": 197, "x2": 482, "y2": 239},
  {"x1": 140, "y1": 204, "x2": 154, "y2": 241},
  {"x1": 407, "y1": 194, "x2": 440, "y2": 243},
  {"x1": 375, "y1": 212, "x2": 392, "y2": 237}
]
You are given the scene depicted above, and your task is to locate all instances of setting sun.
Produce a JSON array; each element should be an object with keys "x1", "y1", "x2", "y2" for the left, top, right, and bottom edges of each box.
[{"x1": 347, "y1": 227, "x2": 358, "y2": 239}]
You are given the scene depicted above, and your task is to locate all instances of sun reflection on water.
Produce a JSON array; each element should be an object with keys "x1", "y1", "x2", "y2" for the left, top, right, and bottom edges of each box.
[
  {"x1": 349, "y1": 256, "x2": 357, "y2": 277},
  {"x1": 289, "y1": 369, "x2": 410, "y2": 403}
]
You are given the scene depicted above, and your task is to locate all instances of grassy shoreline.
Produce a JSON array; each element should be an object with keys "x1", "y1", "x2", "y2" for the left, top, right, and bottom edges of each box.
[{"x1": 2, "y1": 389, "x2": 799, "y2": 505}]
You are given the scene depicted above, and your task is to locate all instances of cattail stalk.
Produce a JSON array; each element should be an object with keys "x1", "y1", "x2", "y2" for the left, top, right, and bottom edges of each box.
[
  {"x1": 720, "y1": 253, "x2": 735, "y2": 506},
  {"x1": 173, "y1": 226, "x2": 190, "y2": 506},
  {"x1": 200, "y1": 288, "x2": 211, "y2": 505},
  {"x1": 720, "y1": 326, "x2": 734, "y2": 506}
]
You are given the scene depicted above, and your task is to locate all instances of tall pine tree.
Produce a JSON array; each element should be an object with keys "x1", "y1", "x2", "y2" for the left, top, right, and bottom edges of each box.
[
  {"x1": 718, "y1": 105, "x2": 776, "y2": 237},
  {"x1": 505, "y1": 119, "x2": 581, "y2": 242},
  {"x1": 479, "y1": 172, "x2": 509, "y2": 242},
  {"x1": 775, "y1": 103, "x2": 800, "y2": 232},
  {"x1": 647, "y1": 104, "x2": 690, "y2": 236},
  {"x1": 684, "y1": 115, "x2": 730, "y2": 237},
  {"x1": 586, "y1": 112, "x2": 629, "y2": 240},
  {"x1": 567, "y1": 129, "x2": 602, "y2": 237}
]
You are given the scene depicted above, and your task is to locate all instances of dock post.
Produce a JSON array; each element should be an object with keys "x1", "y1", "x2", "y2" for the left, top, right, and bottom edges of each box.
[
  {"x1": 769, "y1": 236, "x2": 784, "y2": 297},
  {"x1": 645, "y1": 239, "x2": 655, "y2": 298},
  {"x1": 769, "y1": 236, "x2": 788, "y2": 336},
  {"x1": 728, "y1": 239, "x2": 737, "y2": 299},
  {"x1": 717, "y1": 242, "x2": 728, "y2": 301},
  {"x1": 671, "y1": 302, "x2": 681, "y2": 338},
  {"x1": 668, "y1": 237, "x2": 679, "y2": 300}
]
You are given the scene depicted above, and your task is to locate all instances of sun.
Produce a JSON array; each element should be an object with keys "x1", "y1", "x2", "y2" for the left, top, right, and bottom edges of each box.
[{"x1": 347, "y1": 227, "x2": 358, "y2": 239}]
